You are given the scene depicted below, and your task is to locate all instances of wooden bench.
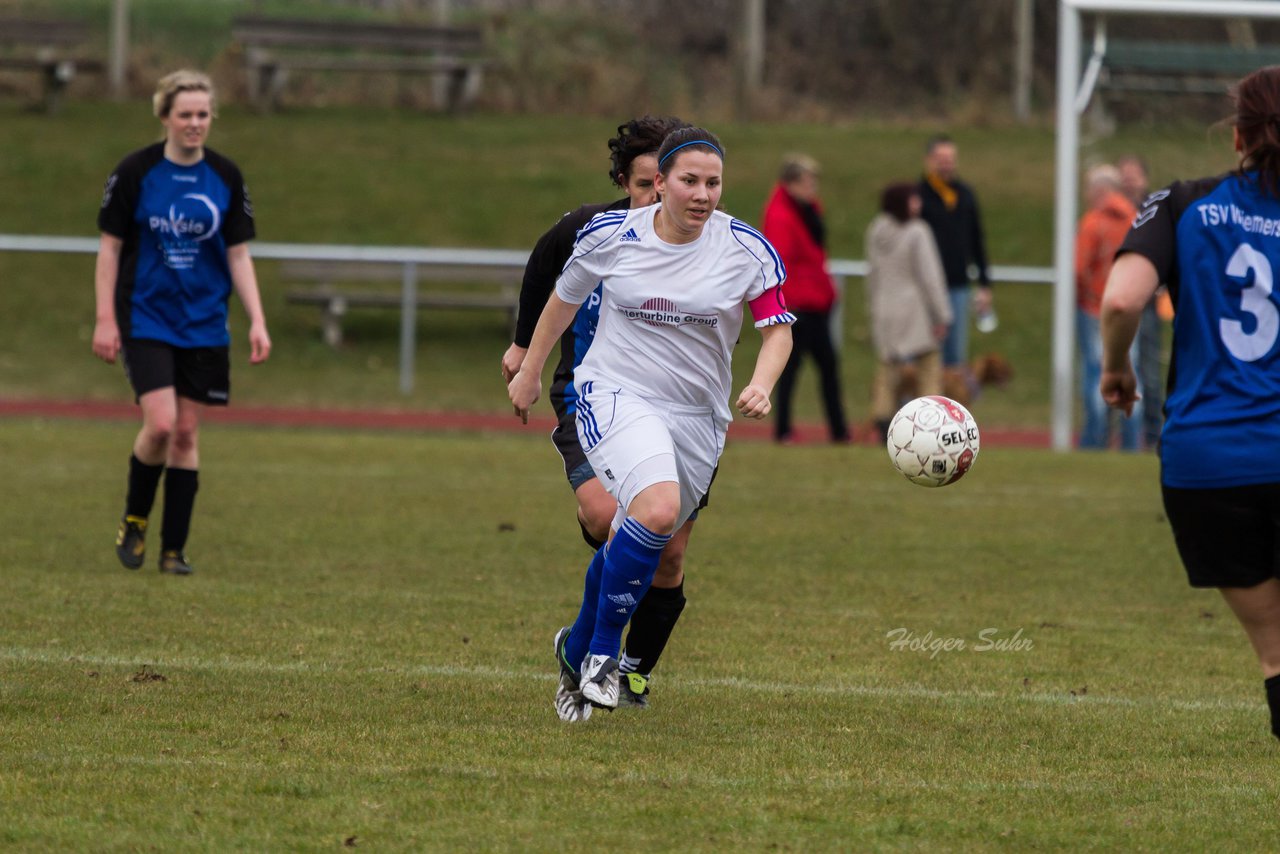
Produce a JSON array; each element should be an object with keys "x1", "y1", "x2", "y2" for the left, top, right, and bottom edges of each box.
[
  {"x1": 1097, "y1": 39, "x2": 1280, "y2": 95},
  {"x1": 0, "y1": 18, "x2": 105, "y2": 113},
  {"x1": 230, "y1": 15, "x2": 490, "y2": 113},
  {"x1": 280, "y1": 260, "x2": 520, "y2": 347}
]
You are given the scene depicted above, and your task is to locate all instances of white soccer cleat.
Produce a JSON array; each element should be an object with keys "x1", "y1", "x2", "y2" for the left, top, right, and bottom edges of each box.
[
  {"x1": 552, "y1": 627, "x2": 592, "y2": 722},
  {"x1": 579, "y1": 653, "x2": 620, "y2": 709},
  {"x1": 554, "y1": 671, "x2": 593, "y2": 723}
]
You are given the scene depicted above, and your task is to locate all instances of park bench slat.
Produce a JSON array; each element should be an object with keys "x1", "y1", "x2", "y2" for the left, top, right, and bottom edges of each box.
[
  {"x1": 280, "y1": 261, "x2": 518, "y2": 347},
  {"x1": 0, "y1": 17, "x2": 104, "y2": 112},
  {"x1": 230, "y1": 15, "x2": 490, "y2": 113}
]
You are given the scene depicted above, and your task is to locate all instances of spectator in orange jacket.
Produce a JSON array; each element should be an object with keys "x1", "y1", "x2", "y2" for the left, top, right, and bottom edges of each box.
[
  {"x1": 1076, "y1": 164, "x2": 1140, "y2": 449},
  {"x1": 762, "y1": 154, "x2": 850, "y2": 443}
]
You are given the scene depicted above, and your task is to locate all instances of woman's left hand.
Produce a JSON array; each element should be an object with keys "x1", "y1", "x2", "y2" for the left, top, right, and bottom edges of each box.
[
  {"x1": 736, "y1": 384, "x2": 772, "y2": 419},
  {"x1": 249, "y1": 322, "x2": 272, "y2": 364}
]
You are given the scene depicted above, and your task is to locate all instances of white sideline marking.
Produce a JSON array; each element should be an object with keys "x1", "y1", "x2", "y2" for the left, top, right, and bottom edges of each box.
[
  {"x1": 11, "y1": 750, "x2": 1268, "y2": 801},
  {"x1": 0, "y1": 645, "x2": 1260, "y2": 713}
]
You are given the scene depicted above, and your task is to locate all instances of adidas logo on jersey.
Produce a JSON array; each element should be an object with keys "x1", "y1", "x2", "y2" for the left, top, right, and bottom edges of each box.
[{"x1": 619, "y1": 228, "x2": 641, "y2": 243}]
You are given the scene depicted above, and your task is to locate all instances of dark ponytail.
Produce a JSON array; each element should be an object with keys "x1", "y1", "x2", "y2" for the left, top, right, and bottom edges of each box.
[
  {"x1": 608, "y1": 116, "x2": 690, "y2": 189},
  {"x1": 1232, "y1": 65, "x2": 1280, "y2": 197}
]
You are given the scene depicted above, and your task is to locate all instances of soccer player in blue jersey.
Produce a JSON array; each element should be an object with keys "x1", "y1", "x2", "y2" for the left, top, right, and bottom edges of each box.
[
  {"x1": 510, "y1": 127, "x2": 794, "y2": 720},
  {"x1": 93, "y1": 70, "x2": 271, "y2": 576},
  {"x1": 1101, "y1": 65, "x2": 1280, "y2": 741},
  {"x1": 501, "y1": 116, "x2": 694, "y2": 708}
]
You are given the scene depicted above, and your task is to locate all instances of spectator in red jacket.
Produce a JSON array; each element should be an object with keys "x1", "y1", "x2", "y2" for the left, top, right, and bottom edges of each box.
[{"x1": 762, "y1": 154, "x2": 850, "y2": 443}]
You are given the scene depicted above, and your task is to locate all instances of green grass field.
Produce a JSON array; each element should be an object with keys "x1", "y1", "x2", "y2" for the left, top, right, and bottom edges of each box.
[{"x1": 2, "y1": 418, "x2": 1276, "y2": 851}]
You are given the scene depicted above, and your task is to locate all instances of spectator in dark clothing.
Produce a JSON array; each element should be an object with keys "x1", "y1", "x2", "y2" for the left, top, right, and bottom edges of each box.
[
  {"x1": 762, "y1": 154, "x2": 850, "y2": 443},
  {"x1": 918, "y1": 134, "x2": 992, "y2": 369}
]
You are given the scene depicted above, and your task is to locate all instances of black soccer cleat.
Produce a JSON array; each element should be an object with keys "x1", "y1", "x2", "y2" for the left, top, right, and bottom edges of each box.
[
  {"x1": 617, "y1": 671, "x2": 651, "y2": 709},
  {"x1": 158, "y1": 550, "x2": 194, "y2": 575},
  {"x1": 115, "y1": 515, "x2": 147, "y2": 570},
  {"x1": 554, "y1": 626, "x2": 578, "y2": 684}
]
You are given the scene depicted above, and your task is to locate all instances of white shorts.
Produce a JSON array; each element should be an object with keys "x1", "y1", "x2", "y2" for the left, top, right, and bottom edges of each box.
[{"x1": 575, "y1": 381, "x2": 725, "y2": 531}]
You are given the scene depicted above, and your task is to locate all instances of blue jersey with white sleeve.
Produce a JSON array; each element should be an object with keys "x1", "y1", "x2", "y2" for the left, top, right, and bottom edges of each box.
[
  {"x1": 98, "y1": 143, "x2": 255, "y2": 348},
  {"x1": 1120, "y1": 172, "x2": 1280, "y2": 488}
]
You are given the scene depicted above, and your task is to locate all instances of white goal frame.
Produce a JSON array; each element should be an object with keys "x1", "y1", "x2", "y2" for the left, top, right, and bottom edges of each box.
[{"x1": 1053, "y1": 0, "x2": 1280, "y2": 450}]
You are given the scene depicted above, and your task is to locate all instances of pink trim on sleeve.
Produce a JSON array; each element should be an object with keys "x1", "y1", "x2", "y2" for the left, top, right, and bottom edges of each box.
[{"x1": 748, "y1": 287, "x2": 789, "y2": 323}]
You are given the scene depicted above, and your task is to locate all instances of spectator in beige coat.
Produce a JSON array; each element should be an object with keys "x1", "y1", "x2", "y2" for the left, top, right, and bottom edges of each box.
[{"x1": 865, "y1": 182, "x2": 953, "y2": 439}]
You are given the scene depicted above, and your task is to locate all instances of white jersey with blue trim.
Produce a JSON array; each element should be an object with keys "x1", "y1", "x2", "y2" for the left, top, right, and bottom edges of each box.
[{"x1": 555, "y1": 204, "x2": 787, "y2": 424}]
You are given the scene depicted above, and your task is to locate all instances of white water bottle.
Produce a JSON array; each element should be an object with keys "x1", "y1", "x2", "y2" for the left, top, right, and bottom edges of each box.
[{"x1": 974, "y1": 296, "x2": 998, "y2": 333}]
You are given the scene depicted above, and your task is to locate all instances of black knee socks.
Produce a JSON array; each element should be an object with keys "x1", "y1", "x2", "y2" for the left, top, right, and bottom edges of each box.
[
  {"x1": 623, "y1": 582, "x2": 687, "y2": 675},
  {"x1": 1266, "y1": 673, "x2": 1280, "y2": 741},
  {"x1": 161, "y1": 468, "x2": 199, "y2": 552},
  {"x1": 125, "y1": 454, "x2": 165, "y2": 519}
]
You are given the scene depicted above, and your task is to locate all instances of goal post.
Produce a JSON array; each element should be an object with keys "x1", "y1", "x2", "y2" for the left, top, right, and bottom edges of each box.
[{"x1": 1052, "y1": 0, "x2": 1280, "y2": 450}]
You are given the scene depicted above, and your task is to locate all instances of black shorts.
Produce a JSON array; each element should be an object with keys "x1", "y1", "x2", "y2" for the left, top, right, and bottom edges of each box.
[
  {"x1": 121, "y1": 338, "x2": 230, "y2": 406},
  {"x1": 1162, "y1": 483, "x2": 1280, "y2": 588},
  {"x1": 554, "y1": 402, "x2": 713, "y2": 513},
  {"x1": 553, "y1": 406, "x2": 591, "y2": 485}
]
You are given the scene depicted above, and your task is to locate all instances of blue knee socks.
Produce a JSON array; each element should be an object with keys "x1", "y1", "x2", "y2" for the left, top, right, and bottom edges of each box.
[
  {"x1": 591, "y1": 517, "x2": 671, "y2": 658},
  {"x1": 563, "y1": 544, "x2": 607, "y2": 671},
  {"x1": 565, "y1": 517, "x2": 673, "y2": 667}
]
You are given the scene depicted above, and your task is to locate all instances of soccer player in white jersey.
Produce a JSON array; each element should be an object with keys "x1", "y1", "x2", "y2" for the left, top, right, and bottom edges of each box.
[
  {"x1": 509, "y1": 127, "x2": 795, "y2": 721},
  {"x1": 500, "y1": 116, "x2": 696, "y2": 709}
]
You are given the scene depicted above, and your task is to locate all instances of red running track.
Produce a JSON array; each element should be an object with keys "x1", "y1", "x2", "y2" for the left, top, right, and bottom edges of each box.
[{"x1": 0, "y1": 397, "x2": 1052, "y2": 447}]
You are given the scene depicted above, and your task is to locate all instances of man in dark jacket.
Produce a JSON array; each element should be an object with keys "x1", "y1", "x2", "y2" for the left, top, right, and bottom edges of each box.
[{"x1": 918, "y1": 134, "x2": 992, "y2": 369}]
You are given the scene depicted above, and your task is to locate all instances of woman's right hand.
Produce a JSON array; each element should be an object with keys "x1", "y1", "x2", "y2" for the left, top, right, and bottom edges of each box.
[
  {"x1": 92, "y1": 319, "x2": 120, "y2": 363},
  {"x1": 500, "y1": 343, "x2": 527, "y2": 383},
  {"x1": 508, "y1": 368, "x2": 541, "y2": 424},
  {"x1": 1101, "y1": 366, "x2": 1140, "y2": 417}
]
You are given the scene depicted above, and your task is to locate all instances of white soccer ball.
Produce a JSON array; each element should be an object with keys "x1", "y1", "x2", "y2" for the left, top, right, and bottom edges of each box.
[{"x1": 886, "y1": 395, "x2": 980, "y2": 487}]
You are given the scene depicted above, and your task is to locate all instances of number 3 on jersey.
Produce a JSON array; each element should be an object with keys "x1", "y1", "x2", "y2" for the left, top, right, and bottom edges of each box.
[{"x1": 1222, "y1": 242, "x2": 1280, "y2": 362}]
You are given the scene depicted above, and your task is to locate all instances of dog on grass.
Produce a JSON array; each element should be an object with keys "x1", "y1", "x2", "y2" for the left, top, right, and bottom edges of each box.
[{"x1": 895, "y1": 352, "x2": 1014, "y2": 408}]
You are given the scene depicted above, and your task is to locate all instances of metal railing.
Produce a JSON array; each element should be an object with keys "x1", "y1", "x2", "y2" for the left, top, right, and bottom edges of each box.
[{"x1": 0, "y1": 233, "x2": 1053, "y2": 394}]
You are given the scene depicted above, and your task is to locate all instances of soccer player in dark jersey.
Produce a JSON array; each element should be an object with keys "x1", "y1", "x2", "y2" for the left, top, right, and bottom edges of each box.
[
  {"x1": 1101, "y1": 65, "x2": 1280, "y2": 741},
  {"x1": 500, "y1": 116, "x2": 690, "y2": 708},
  {"x1": 93, "y1": 70, "x2": 270, "y2": 576}
]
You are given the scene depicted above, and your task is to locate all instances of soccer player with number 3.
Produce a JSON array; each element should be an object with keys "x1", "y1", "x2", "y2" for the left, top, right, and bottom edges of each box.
[
  {"x1": 1101, "y1": 66, "x2": 1280, "y2": 741},
  {"x1": 509, "y1": 127, "x2": 794, "y2": 721}
]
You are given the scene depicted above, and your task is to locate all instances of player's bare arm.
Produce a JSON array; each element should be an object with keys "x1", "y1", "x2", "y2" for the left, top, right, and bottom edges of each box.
[
  {"x1": 92, "y1": 233, "x2": 124, "y2": 364},
  {"x1": 736, "y1": 322, "x2": 792, "y2": 419},
  {"x1": 228, "y1": 242, "x2": 271, "y2": 364},
  {"x1": 1100, "y1": 253, "x2": 1158, "y2": 415},
  {"x1": 509, "y1": 294, "x2": 580, "y2": 423}
]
